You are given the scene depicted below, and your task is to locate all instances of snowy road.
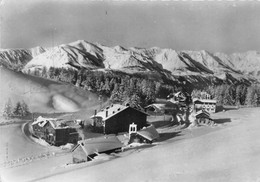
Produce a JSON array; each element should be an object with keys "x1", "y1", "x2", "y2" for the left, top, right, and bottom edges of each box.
[{"x1": 0, "y1": 122, "x2": 66, "y2": 169}]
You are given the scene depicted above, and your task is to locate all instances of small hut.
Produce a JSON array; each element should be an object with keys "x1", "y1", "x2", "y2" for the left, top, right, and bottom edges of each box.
[
  {"x1": 195, "y1": 110, "x2": 214, "y2": 125},
  {"x1": 129, "y1": 125, "x2": 159, "y2": 144}
]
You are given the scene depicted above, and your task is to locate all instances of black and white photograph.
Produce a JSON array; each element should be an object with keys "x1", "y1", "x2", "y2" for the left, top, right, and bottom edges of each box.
[{"x1": 0, "y1": 0, "x2": 260, "y2": 181}]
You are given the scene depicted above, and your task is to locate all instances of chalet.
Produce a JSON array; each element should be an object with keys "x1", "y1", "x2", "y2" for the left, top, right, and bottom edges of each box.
[
  {"x1": 128, "y1": 124, "x2": 159, "y2": 144},
  {"x1": 167, "y1": 91, "x2": 187, "y2": 103},
  {"x1": 145, "y1": 101, "x2": 179, "y2": 115},
  {"x1": 195, "y1": 110, "x2": 214, "y2": 126},
  {"x1": 167, "y1": 91, "x2": 192, "y2": 109},
  {"x1": 32, "y1": 116, "x2": 79, "y2": 146},
  {"x1": 192, "y1": 91, "x2": 217, "y2": 113},
  {"x1": 145, "y1": 104, "x2": 165, "y2": 114},
  {"x1": 71, "y1": 135, "x2": 123, "y2": 163},
  {"x1": 90, "y1": 104, "x2": 148, "y2": 135},
  {"x1": 193, "y1": 98, "x2": 217, "y2": 113}
]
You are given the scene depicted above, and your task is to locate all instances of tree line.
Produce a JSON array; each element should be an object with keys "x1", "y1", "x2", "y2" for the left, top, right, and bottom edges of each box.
[
  {"x1": 192, "y1": 84, "x2": 260, "y2": 107},
  {"x1": 27, "y1": 67, "x2": 178, "y2": 107},
  {"x1": 27, "y1": 66, "x2": 260, "y2": 107},
  {"x1": 3, "y1": 99, "x2": 30, "y2": 118}
]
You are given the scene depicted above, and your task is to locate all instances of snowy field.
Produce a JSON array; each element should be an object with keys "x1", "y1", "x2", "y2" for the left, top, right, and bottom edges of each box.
[{"x1": 1, "y1": 107, "x2": 260, "y2": 182}]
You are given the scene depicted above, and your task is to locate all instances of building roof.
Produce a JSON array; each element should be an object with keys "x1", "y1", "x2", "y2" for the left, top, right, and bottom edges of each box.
[
  {"x1": 90, "y1": 104, "x2": 147, "y2": 121},
  {"x1": 136, "y1": 125, "x2": 159, "y2": 141},
  {"x1": 32, "y1": 116, "x2": 79, "y2": 129},
  {"x1": 145, "y1": 102, "x2": 179, "y2": 112},
  {"x1": 199, "y1": 99, "x2": 217, "y2": 103},
  {"x1": 193, "y1": 98, "x2": 204, "y2": 104},
  {"x1": 167, "y1": 91, "x2": 187, "y2": 104},
  {"x1": 193, "y1": 98, "x2": 217, "y2": 104},
  {"x1": 195, "y1": 110, "x2": 211, "y2": 119},
  {"x1": 145, "y1": 104, "x2": 165, "y2": 112},
  {"x1": 73, "y1": 135, "x2": 123, "y2": 156}
]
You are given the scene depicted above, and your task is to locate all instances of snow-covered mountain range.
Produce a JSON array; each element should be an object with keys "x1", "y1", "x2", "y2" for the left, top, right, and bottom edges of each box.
[{"x1": 1, "y1": 40, "x2": 259, "y2": 85}]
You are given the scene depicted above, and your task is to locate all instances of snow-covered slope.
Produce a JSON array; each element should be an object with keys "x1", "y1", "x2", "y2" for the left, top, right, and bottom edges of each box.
[
  {"x1": 0, "y1": 66, "x2": 101, "y2": 113},
  {"x1": 0, "y1": 49, "x2": 32, "y2": 70},
  {"x1": 230, "y1": 51, "x2": 260, "y2": 79},
  {"x1": 1, "y1": 40, "x2": 260, "y2": 85}
]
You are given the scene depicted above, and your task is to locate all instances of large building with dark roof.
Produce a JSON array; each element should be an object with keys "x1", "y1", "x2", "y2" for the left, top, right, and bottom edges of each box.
[{"x1": 90, "y1": 104, "x2": 148, "y2": 134}]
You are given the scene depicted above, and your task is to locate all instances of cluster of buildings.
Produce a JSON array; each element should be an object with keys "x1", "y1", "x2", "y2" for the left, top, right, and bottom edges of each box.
[
  {"x1": 31, "y1": 104, "x2": 159, "y2": 163},
  {"x1": 31, "y1": 91, "x2": 216, "y2": 163},
  {"x1": 146, "y1": 91, "x2": 217, "y2": 114},
  {"x1": 32, "y1": 104, "x2": 150, "y2": 146}
]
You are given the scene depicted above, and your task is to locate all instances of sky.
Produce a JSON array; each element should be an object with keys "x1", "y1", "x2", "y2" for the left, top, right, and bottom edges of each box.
[{"x1": 0, "y1": 0, "x2": 260, "y2": 53}]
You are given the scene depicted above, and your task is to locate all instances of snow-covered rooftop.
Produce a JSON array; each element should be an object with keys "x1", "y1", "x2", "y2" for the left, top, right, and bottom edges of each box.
[
  {"x1": 193, "y1": 98, "x2": 217, "y2": 104},
  {"x1": 90, "y1": 104, "x2": 127, "y2": 120},
  {"x1": 32, "y1": 116, "x2": 79, "y2": 129},
  {"x1": 137, "y1": 125, "x2": 159, "y2": 141},
  {"x1": 90, "y1": 104, "x2": 147, "y2": 121},
  {"x1": 195, "y1": 110, "x2": 211, "y2": 119},
  {"x1": 74, "y1": 134, "x2": 123, "y2": 156}
]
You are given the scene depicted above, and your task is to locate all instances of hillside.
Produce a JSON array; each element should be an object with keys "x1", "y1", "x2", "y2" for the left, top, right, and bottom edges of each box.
[
  {"x1": 0, "y1": 66, "x2": 101, "y2": 113},
  {"x1": 0, "y1": 47, "x2": 46, "y2": 70},
  {"x1": 1, "y1": 40, "x2": 260, "y2": 86},
  {"x1": 0, "y1": 49, "x2": 32, "y2": 70}
]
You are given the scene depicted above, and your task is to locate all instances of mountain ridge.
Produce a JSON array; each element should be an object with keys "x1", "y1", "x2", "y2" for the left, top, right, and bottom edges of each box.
[{"x1": 1, "y1": 40, "x2": 259, "y2": 85}]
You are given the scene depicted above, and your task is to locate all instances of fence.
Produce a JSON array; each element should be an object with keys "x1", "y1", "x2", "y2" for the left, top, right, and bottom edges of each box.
[{"x1": 0, "y1": 151, "x2": 70, "y2": 169}]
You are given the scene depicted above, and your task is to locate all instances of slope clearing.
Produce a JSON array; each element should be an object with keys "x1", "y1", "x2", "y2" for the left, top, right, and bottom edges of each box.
[{"x1": 0, "y1": 66, "x2": 101, "y2": 113}]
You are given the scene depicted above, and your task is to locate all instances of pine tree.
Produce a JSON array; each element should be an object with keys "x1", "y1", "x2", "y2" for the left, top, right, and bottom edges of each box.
[
  {"x1": 215, "y1": 86, "x2": 223, "y2": 105},
  {"x1": 102, "y1": 78, "x2": 111, "y2": 96},
  {"x1": 21, "y1": 101, "x2": 30, "y2": 116},
  {"x1": 48, "y1": 67, "x2": 55, "y2": 79},
  {"x1": 110, "y1": 92, "x2": 121, "y2": 103},
  {"x1": 252, "y1": 93, "x2": 259, "y2": 107},
  {"x1": 155, "y1": 82, "x2": 162, "y2": 97},
  {"x1": 145, "y1": 81, "x2": 156, "y2": 105},
  {"x1": 223, "y1": 87, "x2": 233, "y2": 105},
  {"x1": 245, "y1": 86, "x2": 254, "y2": 106},
  {"x1": 129, "y1": 93, "x2": 141, "y2": 108},
  {"x1": 140, "y1": 79, "x2": 148, "y2": 96},
  {"x1": 240, "y1": 85, "x2": 247, "y2": 105},
  {"x1": 235, "y1": 85, "x2": 243, "y2": 106},
  {"x1": 41, "y1": 66, "x2": 47, "y2": 78},
  {"x1": 229, "y1": 85, "x2": 236, "y2": 105},
  {"x1": 13, "y1": 102, "x2": 23, "y2": 116},
  {"x1": 110, "y1": 83, "x2": 122, "y2": 103},
  {"x1": 3, "y1": 98, "x2": 13, "y2": 118}
]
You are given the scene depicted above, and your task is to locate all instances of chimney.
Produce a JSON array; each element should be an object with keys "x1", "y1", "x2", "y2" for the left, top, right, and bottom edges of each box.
[
  {"x1": 94, "y1": 110, "x2": 97, "y2": 115},
  {"x1": 106, "y1": 110, "x2": 108, "y2": 117}
]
